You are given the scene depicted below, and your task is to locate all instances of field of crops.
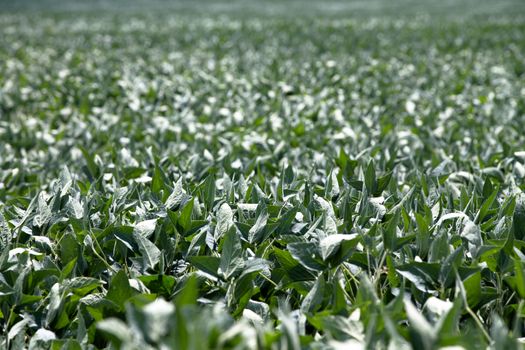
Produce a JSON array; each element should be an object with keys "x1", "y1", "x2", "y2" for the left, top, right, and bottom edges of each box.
[{"x1": 1, "y1": 0, "x2": 525, "y2": 349}]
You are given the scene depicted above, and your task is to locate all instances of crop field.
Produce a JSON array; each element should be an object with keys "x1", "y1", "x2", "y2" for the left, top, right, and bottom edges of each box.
[{"x1": 1, "y1": 0, "x2": 525, "y2": 349}]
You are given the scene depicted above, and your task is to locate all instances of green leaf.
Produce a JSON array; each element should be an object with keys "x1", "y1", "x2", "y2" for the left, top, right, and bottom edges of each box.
[
  {"x1": 273, "y1": 248, "x2": 316, "y2": 283},
  {"x1": 78, "y1": 146, "x2": 99, "y2": 180},
  {"x1": 178, "y1": 198, "x2": 194, "y2": 233},
  {"x1": 382, "y1": 210, "x2": 399, "y2": 251},
  {"x1": 397, "y1": 262, "x2": 439, "y2": 292},
  {"x1": 151, "y1": 165, "x2": 166, "y2": 195},
  {"x1": 187, "y1": 256, "x2": 220, "y2": 278},
  {"x1": 219, "y1": 227, "x2": 244, "y2": 280},
  {"x1": 462, "y1": 271, "x2": 482, "y2": 308},
  {"x1": 133, "y1": 219, "x2": 157, "y2": 238},
  {"x1": 165, "y1": 177, "x2": 189, "y2": 210},
  {"x1": 319, "y1": 234, "x2": 358, "y2": 261},
  {"x1": 386, "y1": 255, "x2": 399, "y2": 288},
  {"x1": 8, "y1": 319, "x2": 30, "y2": 342},
  {"x1": 138, "y1": 274, "x2": 176, "y2": 297},
  {"x1": 106, "y1": 270, "x2": 135, "y2": 309},
  {"x1": 202, "y1": 174, "x2": 216, "y2": 211},
  {"x1": 97, "y1": 318, "x2": 133, "y2": 346},
  {"x1": 275, "y1": 207, "x2": 299, "y2": 235},
  {"x1": 437, "y1": 297, "x2": 463, "y2": 336},
  {"x1": 404, "y1": 299, "x2": 435, "y2": 350},
  {"x1": 364, "y1": 160, "x2": 376, "y2": 194},
  {"x1": 227, "y1": 269, "x2": 259, "y2": 317},
  {"x1": 375, "y1": 171, "x2": 392, "y2": 196},
  {"x1": 45, "y1": 283, "x2": 63, "y2": 327},
  {"x1": 461, "y1": 220, "x2": 482, "y2": 257},
  {"x1": 475, "y1": 186, "x2": 498, "y2": 224},
  {"x1": 288, "y1": 242, "x2": 326, "y2": 272},
  {"x1": 137, "y1": 298, "x2": 175, "y2": 344},
  {"x1": 301, "y1": 274, "x2": 325, "y2": 313},
  {"x1": 65, "y1": 277, "x2": 102, "y2": 296},
  {"x1": 491, "y1": 315, "x2": 520, "y2": 350},
  {"x1": 216, "y1": 203, "x2": 234, "y2": 239},
  {"x1": 248, "y1": 202, "x2": 268, "y2": 244},
  {"x1": 513, "y1": 194, "x2": 525, "y2": 240},
  {"x1": 133, "y1": 231, "x2": 161, "y2": 271},
  {"x1": 513, "y1": 258, "x2": 525, "y2": 298},
  {"x1": 28, "y1": 329, "x2": 56, "y2": 350},
  {"x1": 175, "y1": 275, "x2": 199, "y2": 306}
]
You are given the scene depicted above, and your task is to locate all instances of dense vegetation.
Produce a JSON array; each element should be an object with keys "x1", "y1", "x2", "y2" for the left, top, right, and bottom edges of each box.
[{"x1": 1, "y1": 1, "x2": 525, "y2": 348}]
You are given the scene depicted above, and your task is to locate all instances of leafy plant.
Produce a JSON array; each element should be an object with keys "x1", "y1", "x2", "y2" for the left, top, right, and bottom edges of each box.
[{"x1": 0, "y1": 0, "x2": 525, "y2": 349}]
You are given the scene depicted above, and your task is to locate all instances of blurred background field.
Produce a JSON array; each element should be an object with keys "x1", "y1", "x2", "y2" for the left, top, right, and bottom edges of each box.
[
  {"x1": 1, "y1": 0, "x2": 525, "y2": 18},
  {"x1": 1, "y1": 1, "x2": 525, "y2": 349}
]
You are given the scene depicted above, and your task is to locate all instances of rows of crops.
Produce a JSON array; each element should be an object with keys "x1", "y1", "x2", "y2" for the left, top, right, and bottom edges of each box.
[{"x1": 1, "y1": 1, "x2": 525, "y2": 349}]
